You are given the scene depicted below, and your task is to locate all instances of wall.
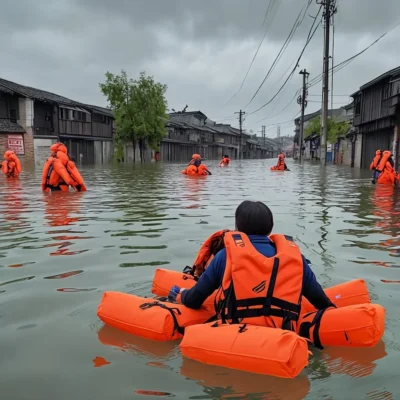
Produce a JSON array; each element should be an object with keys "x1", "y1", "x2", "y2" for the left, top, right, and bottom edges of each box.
[
  {"x1": 18, "y1": 98, "x2": 34, "y2": 162},
  {"x1": 33, "y1": 137, "x2": 57, "y2": 165},
  {"x1": 124, "y1": 142, "x2": 152, "y2": 163},
  {"x1": 94, "y1": 141, "x2": 102, "y2": 164},
  {"x1": 337, "y1": 138, "x2": 352, "y2": 166},
  {"x1": 102, "y1": 141, "x2": 113, "y2": 163},
  {"x1": 354, "y1": 133, "x2": 363, "y2": 168}
]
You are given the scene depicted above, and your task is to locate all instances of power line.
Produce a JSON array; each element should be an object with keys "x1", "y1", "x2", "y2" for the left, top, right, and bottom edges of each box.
[
  {"x1": 224, "y1": 0, "x2": 279, "y2": 105},
  {"x1": 307, "y1": 20, "x2": 400, "y2": 90},
  {"x1": 244, "y1": 0, "x2": 312, "y2": 109},
  {"x1": 246, "y1": 5, "x2": 323, "y2": 117}
]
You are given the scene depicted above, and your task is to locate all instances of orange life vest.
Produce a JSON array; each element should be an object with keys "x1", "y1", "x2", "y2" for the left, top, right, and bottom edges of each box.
[
  {"x1": 376, "y1": 150, "x2": 391, "y2": 172},
  {"x1": 370, "y1": 150, "x2": 382, "y2": 171},
  {"x1": 183, "y1": 229, "x2": 230, "y2": 278},
  {"x1": 2, "y1": 151, "x2": 22, "y2": 178},
  {"x1": 216, "y1": 232, "x2": 303, "y2": 331}
]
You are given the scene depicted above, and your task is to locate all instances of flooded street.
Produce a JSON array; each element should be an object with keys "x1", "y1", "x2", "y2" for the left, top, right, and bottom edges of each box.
[{"x1": 1, "y1": 160, "x2": 399, "y2": 400}]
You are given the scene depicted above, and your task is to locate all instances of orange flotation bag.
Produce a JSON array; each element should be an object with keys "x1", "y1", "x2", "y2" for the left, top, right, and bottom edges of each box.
[
  {"x1": 66, "y1": 160, "x2": 87, "y2": 191},
  {"x1": 180, "y1": 322, "x2": 309, "y2": 378},
  {"x1": 186, "y1": 229, "x2": 229, "y2": 278},
  {"x1": 97, "y1": 292, "x2": 214, "y2": 341},
  {"x1": 300, "y1": 279, "x2": 370, "y2": 315},
  {"x1": 298, "y1": 303, "x2": 385, "y2": 349},
  {"x1": 151, "y1": 269, "x2": 217, "y2": 312}
]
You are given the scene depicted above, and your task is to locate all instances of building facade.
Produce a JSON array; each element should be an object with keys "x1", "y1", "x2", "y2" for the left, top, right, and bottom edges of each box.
[
  {"x1": 351, "y1": 66, "x2": 400, "y2": 169},
  {"x1": 158, "y1": 111, "x2": 271, "y2": 162},
  {"x1": 0, "y1": 78, "x2": 113, "y2": 166}
]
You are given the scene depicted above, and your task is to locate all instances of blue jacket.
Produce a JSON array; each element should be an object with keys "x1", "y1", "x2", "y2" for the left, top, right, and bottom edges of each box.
[{"x1": 181, "y1": 235, "x2": 332, "y2": 310}]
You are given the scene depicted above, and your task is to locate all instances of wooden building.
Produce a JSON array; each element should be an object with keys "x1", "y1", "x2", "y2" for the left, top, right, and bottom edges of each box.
[
  {"x1": 351, "y1": 66, "x2": 400, "y2": 168},
  {"x1": 0, "y1": 77, "x2": 113, "y2": 165}
]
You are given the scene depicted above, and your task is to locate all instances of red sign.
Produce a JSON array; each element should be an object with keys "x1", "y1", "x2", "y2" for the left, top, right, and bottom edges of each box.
[{"x1": 8, "y1": 134, "x2": 24, "y2": 155}]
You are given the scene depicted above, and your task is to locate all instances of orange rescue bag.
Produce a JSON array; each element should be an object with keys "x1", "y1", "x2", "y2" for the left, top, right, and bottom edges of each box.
[
  {"x1": 97, "y1": 292, "x2": 215, "y2": 341},
  {"x1": 298, "y1": 303, "x2": 385, "y2": 348},
  {"x1": 151, "y1": 269, "x2": 217, "y2": 312},
  {"x1": 180, "y1": 322, "x2": 309, "y2": 378},
  {"x1": 300, "y1": 279, "x2": 370, "y2": 315}
]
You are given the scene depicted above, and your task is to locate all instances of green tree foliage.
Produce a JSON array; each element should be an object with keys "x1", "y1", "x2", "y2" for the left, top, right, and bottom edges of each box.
[
  {"x1": 304, "y1": 116, "x2": 350, "y2": 143},
  {"x1": 99, "y1": 70, "x2": 168, "y2": 162}
]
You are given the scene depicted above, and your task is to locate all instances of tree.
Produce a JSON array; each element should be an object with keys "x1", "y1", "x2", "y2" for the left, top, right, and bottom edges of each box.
[
  {"x1": 304, "y1": 116, "x2": 349, "y2": 143},
  {"x1": 100, "y1": 70, "x2": 168, "y2": 162}
]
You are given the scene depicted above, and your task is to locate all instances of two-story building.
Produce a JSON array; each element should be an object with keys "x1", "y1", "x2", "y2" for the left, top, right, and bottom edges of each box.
[
  {"x1": 0, "y1": 77, "x2": 113, "y2": 165},
  {"x1": 351, "y1": 66, "x2": 400, "y2": 168},
  {"x1": 160, "y1": 111, "x2": 248, "y2": 161}
]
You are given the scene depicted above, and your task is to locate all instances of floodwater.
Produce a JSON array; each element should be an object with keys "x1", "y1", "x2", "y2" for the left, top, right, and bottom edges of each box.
[{"x1": 0, "y1": 159, "x2": 399, "y2": 400}]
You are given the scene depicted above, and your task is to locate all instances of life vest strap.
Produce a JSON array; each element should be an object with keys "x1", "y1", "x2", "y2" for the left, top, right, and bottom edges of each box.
[
  {"x1": 298, "y1": 306, "x2": 334, "y2": 350},
  {"x1": 139, "y1": 301, "x2": 185, "y2": 335}
]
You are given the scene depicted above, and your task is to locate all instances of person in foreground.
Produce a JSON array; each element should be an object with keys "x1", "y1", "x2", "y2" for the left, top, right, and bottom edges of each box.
[{"x1": 170, "y1": 200, "x2": 334, "y2": 330}]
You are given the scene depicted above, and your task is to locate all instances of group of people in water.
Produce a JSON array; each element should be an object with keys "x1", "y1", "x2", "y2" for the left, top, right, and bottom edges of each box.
[
  {"x1": 181, "y1": 152, "x2": 288, "y2": 175},
  {"x1": 370, "y1": 149, "x2": 398, "y2": 186},
  {"x1": 2, "y1": 142, "x2": 86, "y2": 192}
]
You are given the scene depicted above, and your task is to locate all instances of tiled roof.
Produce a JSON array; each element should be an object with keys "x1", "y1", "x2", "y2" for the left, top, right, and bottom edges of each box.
[
  {"x1": 0, "y1": 118, "x2": 25, "y2": 133},
  {"x1": 0, "y1": 77, "x2": 113, "y2": 116}
]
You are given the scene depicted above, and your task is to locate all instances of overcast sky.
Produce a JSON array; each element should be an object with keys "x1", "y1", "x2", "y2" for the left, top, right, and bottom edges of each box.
[{"x1": 1, "y1": 0, "x2": 399, "y2": 137}]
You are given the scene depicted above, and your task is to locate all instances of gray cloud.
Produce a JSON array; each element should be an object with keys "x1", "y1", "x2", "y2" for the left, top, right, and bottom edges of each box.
[{"x1": 1, "y1": 0, "x2": 399, "y2": 137}]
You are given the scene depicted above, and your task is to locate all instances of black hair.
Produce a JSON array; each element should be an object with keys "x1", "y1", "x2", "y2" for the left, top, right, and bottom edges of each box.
[
  {"x1": 235, "y1": 200, "x2": 274, "y2": 235},
  {"x1": 224, "y1": 154, "x2": 229, "y2": 158}
]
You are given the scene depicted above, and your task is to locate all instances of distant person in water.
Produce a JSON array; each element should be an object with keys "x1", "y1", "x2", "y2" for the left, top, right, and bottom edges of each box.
[
  {"x1": 182, "y1": 154, "x2": 211, "y2": 175},
  {"x1": 220, "y1": 154, "x2": 230, "y2": 167}
]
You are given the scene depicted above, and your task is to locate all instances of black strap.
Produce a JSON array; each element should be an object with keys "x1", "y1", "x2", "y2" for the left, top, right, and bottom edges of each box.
[
  {"x1": 139, "y1": 301, "x2": 184, "y2": 336},
  {"x1": 298, "y1": 307, "x2": 331, "y2": 350}
]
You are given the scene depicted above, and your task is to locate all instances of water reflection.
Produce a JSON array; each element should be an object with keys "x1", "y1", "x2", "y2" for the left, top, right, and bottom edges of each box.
[{"x1": 180, "y1": 358, "x2": 310, "y2": 400}]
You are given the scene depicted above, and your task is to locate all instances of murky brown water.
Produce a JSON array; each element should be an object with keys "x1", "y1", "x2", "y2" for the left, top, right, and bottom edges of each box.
[{"x1": 0, "y1": 160, "x2": 399, "y2": 400}]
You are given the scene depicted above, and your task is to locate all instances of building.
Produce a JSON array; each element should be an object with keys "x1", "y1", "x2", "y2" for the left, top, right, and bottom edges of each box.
[
  {"x1": 160, "y1": 110, "x2": 268, "y2": 161},
  {"x1": 0, "y1": 77, "x2": 113, "y2": 165},
  {"x1": 351, "y1": 66, "x2": 400, "y2": 168},
  {"x1": 294, "y1": 107, "x2": 351, "y2": 161}
]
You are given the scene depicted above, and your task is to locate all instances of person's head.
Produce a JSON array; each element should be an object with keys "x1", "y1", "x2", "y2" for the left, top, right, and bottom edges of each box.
[
  {"x1": 224, "y1": 154, "x2": 229, "y2": 158},
  {"x1": 235, "y1": 201, "x2": 274, "y2": 235}
]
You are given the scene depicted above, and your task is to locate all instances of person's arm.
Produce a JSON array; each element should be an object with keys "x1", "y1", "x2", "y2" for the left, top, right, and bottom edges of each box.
[
  {"x1": 301, "y1": 256, "x2": 335, "y2": 310},
  {"x1": 180, "y1": 250, "x2": 225, "y2": 309}
]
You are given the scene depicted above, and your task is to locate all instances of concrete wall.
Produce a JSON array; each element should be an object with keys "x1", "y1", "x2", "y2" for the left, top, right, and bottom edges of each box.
[
  {"x1": 103, "y1": 141, "x2": 113, "y2": 163},
  {"x1": 93, "y1": 140, "x2": 113, "y2": 164},
  {"x1": 354, "y1": 133, "x2": 363, "y2": 168},
  {"x1": 33, "y1": 137, "x2": 57, "y2": 166}
]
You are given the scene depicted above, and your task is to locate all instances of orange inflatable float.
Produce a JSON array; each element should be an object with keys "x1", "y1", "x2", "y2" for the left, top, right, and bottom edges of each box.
[
  {"x1": 2, "y1": 150, "x2": 22, "y2": 178},
  {"x1": 41, "y1": 143, "x2": 87, "y2": 192},
  {"x1": 371, "y1": 150, "x2": 398, "y2": 185},
  {"x1": 97, "y1": 230, "x2": 386, "y2": 378},
  {"x1": 298, "y1": 303, "x2": 385, "y2": 349},
  {"x1": 180, "y1": 322, "x2": 309, "y2": 378},
  {"x1": 220, "y1": 155, "x2": 230, "y2": 167},
  {"x1": 181, "y1": 154, "x2": 211, "y2": 175},
  {"x1": 270, "y1": 153, "x2": 287, "y2": 171},
  {"x1": 97, "y1": 292, "x2": 214, "y2": 341}
]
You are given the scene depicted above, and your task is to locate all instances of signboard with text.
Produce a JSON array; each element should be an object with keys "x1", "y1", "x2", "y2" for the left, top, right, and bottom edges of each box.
[{"x1": 7, "y1": 134, "x2": 25, "y2": 155}]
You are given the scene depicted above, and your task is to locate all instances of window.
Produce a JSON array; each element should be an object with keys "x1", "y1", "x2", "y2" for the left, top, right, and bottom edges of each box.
[
  {"x1": 93, "y1": 113, "x2": 109, "y2": 124},
  {"x1": 9, "y1": 108, "x2": 17, "y2": 121},
  {"x1": 354, "y1": 96, "x2": 361, "y2": 115},
  {"x1": 60, "y1": 108, "x2": 69, "y2": 119},
  {"x1": 72, "y1": 110, "x2": 88, "y2": 122}
]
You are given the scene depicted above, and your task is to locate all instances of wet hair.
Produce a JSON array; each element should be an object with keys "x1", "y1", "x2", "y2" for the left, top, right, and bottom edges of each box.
[
  {"x1": 224, "y1": 154, "x2": 229, "y2": 158},
  {"x1": 235, "y1": 200, "x2": 274, "y2": 235}
]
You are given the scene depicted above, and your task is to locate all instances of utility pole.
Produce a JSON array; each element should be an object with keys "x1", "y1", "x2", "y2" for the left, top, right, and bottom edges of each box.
[
  {"x1": 262, "y1": 125, "x2": 266, "y2": 146},
  {"x1": 319, "y1": 0, "x2": 336, "y2": 165},
  {"x1": 235, "y1": 110, "x2": 245, "y2": 160},
  {"x1": 299, "y1": 69, "x2": 309, "y2": 162}
]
